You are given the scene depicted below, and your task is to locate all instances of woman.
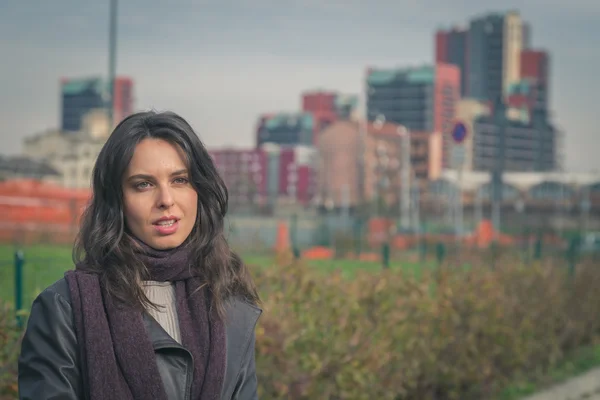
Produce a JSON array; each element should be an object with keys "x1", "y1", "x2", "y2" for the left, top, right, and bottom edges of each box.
[{"x1": 18, "y1": 111, "x2": 262, "y2": 400}]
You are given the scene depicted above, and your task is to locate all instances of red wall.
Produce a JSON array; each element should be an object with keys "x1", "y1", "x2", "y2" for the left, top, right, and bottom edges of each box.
[
  {"x1": 302, "y1": 92, "x2": 336, "y2": 115},
  {"x1": 113, "y1": 77, "x2": 134, "y2": 125},
  {"x1": 435, "y1": 31, "x2": 449, "y2": 63},
  {"x1": 302, "y1": 92, "x2": 338, "y2": 144},
  {"x1": 521, "y1": 50, "x2": 548, "y2": 83}
]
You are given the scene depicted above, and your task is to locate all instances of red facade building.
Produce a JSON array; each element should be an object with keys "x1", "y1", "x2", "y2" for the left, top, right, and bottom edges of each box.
[
  {"x1": 209, "y1": 146, "x2": 316, "y2": 207},
  {"x1": 435, "y1": 28, "x2": 469, "y2": 96},
  {"x1": 209, "y1": 148, "x2": 268, "y2": 206},
  {"x1": 508, "y1": 50, "x2": 550, "y2": 113},
  {"x1": 520, "y1": 50, "x2": 549, "y2": 84},
  {"x1": 112, "y1": 77, "x2": 135, "y2": 125},
  {"x1": 302, "y1": 91, "x2": 338, "y2": 138}
]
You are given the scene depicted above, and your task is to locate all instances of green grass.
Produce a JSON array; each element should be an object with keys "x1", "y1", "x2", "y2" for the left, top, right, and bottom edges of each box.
[
  {"x1": 497, "y1": 343, "x2": 600, "y2": 399},
  {"x1": 0, "y1": 244, "x2": 74, "y2": 309},
  {"x1": 243, "y1": 253, "x2": 435, "y2": 279},
  {"x1": 0, "y1": 245, "x2": 431, "y2": 308}
]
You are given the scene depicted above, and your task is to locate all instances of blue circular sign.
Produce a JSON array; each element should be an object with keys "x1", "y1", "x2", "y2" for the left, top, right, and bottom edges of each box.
[{"x1": 451, "y1": 122, "x2": 468, "y2": 144}]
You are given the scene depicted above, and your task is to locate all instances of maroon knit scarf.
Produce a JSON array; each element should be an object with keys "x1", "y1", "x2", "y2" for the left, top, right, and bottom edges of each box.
[{"x1": 64, "y1": 241, "x2": 226, "y2": 400}]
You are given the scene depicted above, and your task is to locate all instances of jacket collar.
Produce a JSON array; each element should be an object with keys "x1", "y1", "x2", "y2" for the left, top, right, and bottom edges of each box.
[
  {"x1": 141, "y1": 296, "x2": 262, "y2": 350},
  {"x1": 142, "y1": 312, "x2": 185, "y2": 350}
]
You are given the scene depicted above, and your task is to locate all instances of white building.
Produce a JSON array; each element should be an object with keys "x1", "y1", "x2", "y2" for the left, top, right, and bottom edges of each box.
[{"x1": 22, "y1": 108, "x2": 111, "y2": 188}]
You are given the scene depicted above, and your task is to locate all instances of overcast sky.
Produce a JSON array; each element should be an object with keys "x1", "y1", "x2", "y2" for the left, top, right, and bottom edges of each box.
[{"x1": 1, "y1": 0, "x2": 598, "y2": 172}]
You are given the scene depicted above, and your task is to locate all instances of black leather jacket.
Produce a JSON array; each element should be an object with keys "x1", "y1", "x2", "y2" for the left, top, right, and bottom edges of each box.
[{"x1": 18, "y1": 278, "x2": 262, "y2": 400}]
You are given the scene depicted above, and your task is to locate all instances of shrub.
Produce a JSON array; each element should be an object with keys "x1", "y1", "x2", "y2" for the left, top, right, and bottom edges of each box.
[
  {"x1": 3, "y1": 253, "x2": 600, "y2": 399},
  {"x1": 0, "y1": 303, "x2": 22, "y2": 399},
  {"x1": 253, "y1": 255, "x2": 600, "y2": 399}
]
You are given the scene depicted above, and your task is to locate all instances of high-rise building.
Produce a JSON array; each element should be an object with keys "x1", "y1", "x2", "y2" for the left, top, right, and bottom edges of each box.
[
  {"x1": 520, "y1": 49, "x2": 549, "y2": 108},
  {"x1": 435, "y1": 28, "x2": 469, "y2": 96},
  {"x1": 61, "y1": 76, "x2": 135, "y2": 132},
  {"x1": 521, "y1": 22, "x2": 531, "y2": 49},
  {"x1": 112, "y1": 77, "x2": 135, "y2": 126},
  {"x1": 507, "y1": 50, "x2": 550, "y2": 113},
  {"x1": 467, "y1": 11, "x2": 522, "y2": 102},
  {"x1": 473, "y1": 101, "x2": 556, "y2": 172},
  {"x1": 366, "y1": 64, "x2": 460, "y2": 166},
  {"x1": 61, "y1": 77, "x2": 106, "y2": 132},
  {"x1": 520, "y1": 50, "x2": 549, "y2": 84},
  {"x1": 255, "y1": 112, "x2": 314, "y2": 148}
]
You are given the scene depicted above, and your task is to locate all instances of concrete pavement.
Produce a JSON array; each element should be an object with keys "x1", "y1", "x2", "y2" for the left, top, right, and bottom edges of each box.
[{"x1": 522, "y1": 367, "x2": 600, "y2": 400}]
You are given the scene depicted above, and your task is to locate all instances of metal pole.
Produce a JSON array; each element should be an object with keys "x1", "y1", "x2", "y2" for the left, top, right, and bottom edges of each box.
[
  {"x1": 492, "y1": 183, "x2": 501, "y2": 234},
  {"x1": 400, "y1": 127, "x2": 411, "y2": 232},
  {"x1": 14, "y1": 250, "x2": 24, "y2": 328},
  {"x1": 108, "y1": 0, "x2": 118, "y2": 128},
  {"x1": 342, "y1": 183, "x2": 350, "y2": 223},
  {"x1": 491, "y1": 99, "x2": 506, "y2": 237},
  {"x1": 412, "y1": 177, "x2": 421, "y2": 234},
  {"x1": 581, "y1": 185, "x2": 590, "y2": 234},
  {"x1": 556, "y1": 175, "x2": 565, "y2": 236},
  {"x1": 456, "y1": 168, "x2": 464, "y2": 238},
  {"x1": 358, "y1": 83, "x2": 367, "y2": 208},
  {"x1": 475, "y1": 187, "x2": 483, "y2": 229}
]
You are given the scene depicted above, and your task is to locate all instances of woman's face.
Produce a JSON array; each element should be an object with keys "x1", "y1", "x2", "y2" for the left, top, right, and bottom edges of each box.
[{"x1": 122, "y1": 138, "x2": 198, "y2": 250}]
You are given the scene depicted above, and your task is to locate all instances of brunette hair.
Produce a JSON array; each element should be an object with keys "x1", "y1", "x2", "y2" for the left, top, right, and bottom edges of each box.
[{"x1": 73, "y1": 110, "x2": 259, "y2": 316}]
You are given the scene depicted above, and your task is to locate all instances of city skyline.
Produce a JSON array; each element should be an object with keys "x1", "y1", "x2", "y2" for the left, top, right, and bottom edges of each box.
[{"x1": 1, "y1": 0, "x2": 598, "y2": 172}]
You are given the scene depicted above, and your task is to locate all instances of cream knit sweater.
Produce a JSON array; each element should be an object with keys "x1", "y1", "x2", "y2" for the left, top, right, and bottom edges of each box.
[{"x1": 142, "y1": 281, "x2": 181, "y2": 343}]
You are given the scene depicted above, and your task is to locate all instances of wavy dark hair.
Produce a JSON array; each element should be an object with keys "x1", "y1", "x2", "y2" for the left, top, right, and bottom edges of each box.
[{"x1": 73, "y1": 110, "x2": 259, "y2": 317}]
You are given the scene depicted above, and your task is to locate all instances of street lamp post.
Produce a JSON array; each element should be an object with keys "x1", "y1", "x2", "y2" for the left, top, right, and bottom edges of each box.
[
  {"x1": 398, "y1": 126, "x2": 411, "y2": 232},
  {"x1": 108, "y1": 0, "x2": 118, "y2": 128},
  {"x1": 412, "y1": 174, "x2": 421, "y2": 234}
]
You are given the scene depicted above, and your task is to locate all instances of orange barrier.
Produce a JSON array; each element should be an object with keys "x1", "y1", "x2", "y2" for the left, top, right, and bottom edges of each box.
[
  {"x1": 302, "y1": 246, "x2": 334, "y2": 260},
  {"x1": 463, "y1": 219, "x2": 515, "y2": 248},
  {"x1": 274, "y1": 221, "x2": 290, "y2": 253},
  {"x1": 0, "y1": 179, "x2": 91, "y2": 244}
]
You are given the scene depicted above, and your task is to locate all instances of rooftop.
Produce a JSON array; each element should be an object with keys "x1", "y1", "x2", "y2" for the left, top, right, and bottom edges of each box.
[
  {"x1": 367, "y1": 65, "x2": 435, "y2": 86},
  {"x1": 440, "y1": 170, "x2": 600, "y2": 192},
  {"x1": 0, "y1": 155, "x2": 60, "y2": 177},
  {"x1": 261, "y1": 112, "x2": 314, "y2": 131},
  {"x1": 61, "y1": 77, "x2": 106, "y2": 96}
]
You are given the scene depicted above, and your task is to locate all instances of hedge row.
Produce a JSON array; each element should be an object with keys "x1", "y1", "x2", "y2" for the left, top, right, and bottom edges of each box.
[
  {"x1": 253, "y1": 253, "x2": 600, "y2": 399},
  {"x1": 1, "y1": 253, "x2": 599, "y2": 399},
  {"x1": 0, "y1": 303, "x2": 20, "y2": 399}
]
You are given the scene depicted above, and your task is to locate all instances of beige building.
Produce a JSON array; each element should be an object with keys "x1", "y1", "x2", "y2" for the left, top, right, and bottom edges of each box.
[
  {"x1": 450, "y1": 99, "x2": 491, "y2": 172},
  {"x1": 503, "y1": 11, "x2": 523, "y2": 97},
  {"x1": 316, "y1": 120, "x2": 443, "y2": 208},
  {"x1": 22, "y1": 109, "x2": 111, "y2": 188}
]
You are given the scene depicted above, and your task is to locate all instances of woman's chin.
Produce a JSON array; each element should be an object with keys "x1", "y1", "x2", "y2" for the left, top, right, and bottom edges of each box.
[{"x1": 144, "y1": 236, "x2": 186, "y2": 251}]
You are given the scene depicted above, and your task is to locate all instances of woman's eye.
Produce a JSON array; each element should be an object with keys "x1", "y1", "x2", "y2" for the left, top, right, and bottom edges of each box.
[
  {"x1": 135, "y1": 181, "x2": 151, "y2": 190},
  {"x1": 174, "y1": 177, "x2": 189, "y2": 184}
]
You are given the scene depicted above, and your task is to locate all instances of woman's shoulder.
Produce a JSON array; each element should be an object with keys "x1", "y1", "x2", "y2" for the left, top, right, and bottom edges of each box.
[
  {"x1": 29, "y1": 277, "x2": 73, "y2": 316},
  {"x1": 223, "y1": 295, "x2": 262, "y2": 334},
  {"x1": 36, "y1": 277, "x2": 72, "y2": 304},
  {"x1": 225, "y1": 295, "x2": 262, "y2": 315}
]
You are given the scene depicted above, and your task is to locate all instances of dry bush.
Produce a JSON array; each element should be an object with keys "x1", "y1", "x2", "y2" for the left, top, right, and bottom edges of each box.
[
  {"x1": 253, "y1": 255, "x2": 600, "y2": 399},
  {"x1": 0, "y1": 303, "x2": 22, "y2": 399}
]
